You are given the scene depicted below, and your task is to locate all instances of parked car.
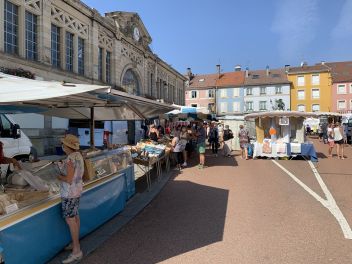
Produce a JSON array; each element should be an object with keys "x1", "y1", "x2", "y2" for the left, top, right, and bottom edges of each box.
[{"x1": 0, "y1": 114, "x2": 37, "y2": 161}]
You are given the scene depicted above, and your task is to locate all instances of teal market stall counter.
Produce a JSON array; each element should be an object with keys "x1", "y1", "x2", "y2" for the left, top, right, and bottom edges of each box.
[{"x1": 0, "y1": 148, "x2": 135, "y2": 264}]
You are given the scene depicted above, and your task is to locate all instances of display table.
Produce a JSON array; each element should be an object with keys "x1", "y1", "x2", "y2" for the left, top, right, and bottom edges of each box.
[
  {"x1": 253, "y1": 142, "x2": 318, "y2": 162},
  {"x1": 287, "y1": 143, "x2": 318, "y2": 162},
  {"x1": 133, "y1": 157, "x2": 155, "y2": 190},
  {"x1": 133, "y1": 153, "x2": 169, "y2": 190},
  {"x1": 253, "y1": 142, "x2": 289, "y2": 159}
]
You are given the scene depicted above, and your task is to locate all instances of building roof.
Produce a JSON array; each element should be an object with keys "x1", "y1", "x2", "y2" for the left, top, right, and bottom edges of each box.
[
  {"x1": 287, "y1": 64, "x2": 329, "y2": 74},
  {"x1": 325, "y1": 61, "x2": 352, "y2": 83},
  {"x1": 216, "y1": 71, "x2": 245, "y2": 88},
  {"x1": 187, "y1": 74, "x2": 218, "y2": 89},
  {"x1": 244, "y1": 68, "x2": 290, "y2": 86}
]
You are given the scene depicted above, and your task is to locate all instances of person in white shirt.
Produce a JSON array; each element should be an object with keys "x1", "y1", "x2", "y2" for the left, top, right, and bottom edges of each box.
[{"x1": 333, "y1": 122, "x2": 345, "y2": 159}]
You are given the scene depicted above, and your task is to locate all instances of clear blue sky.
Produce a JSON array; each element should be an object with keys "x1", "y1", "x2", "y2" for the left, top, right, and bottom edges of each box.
[{"x1": 84, "y1": 0, "x2": 352, "y2": 75}]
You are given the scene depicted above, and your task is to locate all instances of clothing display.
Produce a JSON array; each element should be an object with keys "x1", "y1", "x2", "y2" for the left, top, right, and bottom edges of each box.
[
  {"x1": 290, "y1": 143, "x2": 301, "y2": 154},
  {"x1": 276, "y1": 143, "x2": 287, "y2": 154},
  {"x1": 262, "y1": 140, "x2": 272, "y2": 154},
  {"x1": 248, "y1": 114, "x2": 319, "y2": 161}
]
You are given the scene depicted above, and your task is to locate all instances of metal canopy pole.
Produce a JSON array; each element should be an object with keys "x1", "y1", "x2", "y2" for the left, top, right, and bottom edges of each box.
[{"x1": 90, "y1": 107, "x2": 95, "y2": 149}]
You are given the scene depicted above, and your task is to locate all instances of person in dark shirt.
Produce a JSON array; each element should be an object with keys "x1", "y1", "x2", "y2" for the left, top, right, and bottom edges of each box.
[
  {"x1": 208, "y1": 122, "x2": 219, "y2": 157},
  {"x1": 157, "y1": 125, "x2": 165, "y2": 138},
  {"x1": 148, "y1": 124, "x2": 159, "y2": 141}
]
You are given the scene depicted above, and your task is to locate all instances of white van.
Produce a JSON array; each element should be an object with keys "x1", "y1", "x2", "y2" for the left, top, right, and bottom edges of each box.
[{"x1": 0, "y1": 114, "x2": 36, "y2": 161}]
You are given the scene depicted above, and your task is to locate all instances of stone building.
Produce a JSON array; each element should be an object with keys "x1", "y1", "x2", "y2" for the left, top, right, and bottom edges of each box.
[{"x1": 0, "y1": 0, "x2": 185, "y2": 154}]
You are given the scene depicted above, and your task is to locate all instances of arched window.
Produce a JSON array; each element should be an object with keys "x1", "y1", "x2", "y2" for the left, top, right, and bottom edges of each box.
[{"x1": 122, "y1": 69, "x2": 140, "y2": 95}]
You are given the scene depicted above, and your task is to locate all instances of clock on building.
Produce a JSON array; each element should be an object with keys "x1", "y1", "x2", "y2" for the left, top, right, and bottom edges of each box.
[{"x1": 133, "y1": 27, "x2": 140, "y2": 41}]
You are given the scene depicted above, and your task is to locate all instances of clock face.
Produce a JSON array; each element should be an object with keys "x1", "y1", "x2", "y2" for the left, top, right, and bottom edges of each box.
[{"x1": 133, "y1": 27, "x2": 140, "y2": 41}]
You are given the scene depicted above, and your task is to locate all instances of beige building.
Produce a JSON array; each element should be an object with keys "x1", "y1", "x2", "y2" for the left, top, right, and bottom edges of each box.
[{"x1": 0, "y1": 0, "x2": 185, "y2": 154}]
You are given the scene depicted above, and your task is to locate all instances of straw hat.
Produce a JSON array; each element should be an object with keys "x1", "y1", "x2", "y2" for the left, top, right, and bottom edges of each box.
[{"x1": 61, "y1": 134, "x2": 80, "y2": 150}]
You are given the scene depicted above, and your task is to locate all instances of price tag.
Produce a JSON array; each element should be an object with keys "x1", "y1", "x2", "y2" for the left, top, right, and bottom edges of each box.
[{"x1": 5, "y1": 203, "x2": 19, "y2": 214}]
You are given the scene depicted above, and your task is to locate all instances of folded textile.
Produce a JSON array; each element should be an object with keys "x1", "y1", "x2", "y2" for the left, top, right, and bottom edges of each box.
[
  {"x1": 291, "y1": 143, "x2": 301, "y2": 153},
  {"x1": 277, "y1": 143, "x2": 287, "y2": 154},
  {"x1": 263, "y1": 141, "x2": 272, "y2": 154}
]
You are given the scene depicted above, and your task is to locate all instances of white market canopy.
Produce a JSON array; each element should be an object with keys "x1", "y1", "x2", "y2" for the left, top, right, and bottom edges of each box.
[
  {"x1": 0, "y1": 73, "x2": 178, "y2": 120},
  {"x1": 314, "y1": 112, "x2": 342, "y2": 117},
  {"x1": 244, "y1": 111, "x2": 318, "y2": 120}
]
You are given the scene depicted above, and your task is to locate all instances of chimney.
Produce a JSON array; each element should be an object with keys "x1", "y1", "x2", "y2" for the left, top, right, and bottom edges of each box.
[
  {"x1": 186, "y1": 67, "x2": 194, "y2": 81},
  {"x1": 266, "y1": 65, "x2": 270, "y2": 76},
  {"x1": 216, "y1": 64, "x2": 221, "y2": 78},
  {"x1": 245, "y1": 67, "x2": 249, "y2": 78},
  {"x1": 235, "y1": 65, "x2": 241, "y2": 72},
  {"x1": 321, "y1": 61, "x2": 326, "y2": 65},
  {"x1": 300, "y1": 61, "x2": 307, "y2": 67},
  {"x1": 284, "y1": 64, "x2": 290, "y2": 72}
]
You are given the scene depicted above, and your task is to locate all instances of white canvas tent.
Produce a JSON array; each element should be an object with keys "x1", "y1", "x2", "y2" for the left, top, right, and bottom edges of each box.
[
  {"x1": 0, "y1": 73, "x2": 178, "y2": 147},
  {"x1": 0, "y1": 73, "x2": 177, "y2": 120}
]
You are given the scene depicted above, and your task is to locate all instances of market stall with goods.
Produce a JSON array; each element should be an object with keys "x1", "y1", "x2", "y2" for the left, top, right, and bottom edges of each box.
[
  {"x1": 0, "y1": 73, "x2": 177, "y2": 264},
  {"x1": 244, "y1": 111, "x2": 318, "y2": 162},
  {"x1": 316, "y1": 112, "x2": 342, "y2": 125},
  {"x1": 131, "y1": 138, "x2": 172, "y2": 189},
  {"x1": 217, "y1": 115, "x2": 245, "y2": 151}
]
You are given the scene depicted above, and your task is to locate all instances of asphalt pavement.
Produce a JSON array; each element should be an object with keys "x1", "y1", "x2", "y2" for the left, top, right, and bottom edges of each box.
[{"x1": 81, "y1": 138, "x2": 352, "y2": 264}]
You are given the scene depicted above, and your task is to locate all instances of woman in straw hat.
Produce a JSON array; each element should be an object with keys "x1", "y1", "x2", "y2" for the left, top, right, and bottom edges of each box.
[{"x1": 57, "y1": 134, "x2": 84, "y2": 263}]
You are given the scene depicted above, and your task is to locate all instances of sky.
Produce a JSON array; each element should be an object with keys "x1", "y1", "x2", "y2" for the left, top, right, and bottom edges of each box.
[{"x1": 84, "y1": 0, "x2": 352, "y2": 75}]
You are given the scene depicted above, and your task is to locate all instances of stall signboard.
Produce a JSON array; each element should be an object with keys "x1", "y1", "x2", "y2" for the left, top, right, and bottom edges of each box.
[{"x1": 279, "y1": 117, "x2": 289, "y2": 126}]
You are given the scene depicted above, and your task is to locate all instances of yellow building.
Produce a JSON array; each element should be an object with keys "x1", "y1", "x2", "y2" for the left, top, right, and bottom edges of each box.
[{"x1": 288, "y1": 64, "x2": 332, "y2": 112}]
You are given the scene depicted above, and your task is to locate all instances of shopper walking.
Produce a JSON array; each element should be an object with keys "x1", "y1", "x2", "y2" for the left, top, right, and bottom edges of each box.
[
  {"x1": 223, "y1": 125, "x2": 234, "y2": 157},
  {"x1": 171, "y1": 131, "x2": 184, "y2": 171},
  {"x1": 218, "y1": 123, "x2": 224, "y2": 150},
  {"x1": 343, "y1": 123, "x2": 348, "y2": 144},
  {"x1": 57, "y1": 134, "x2": 84, "y2": 263},
  {"x1": 238, "y1": 124, "x2": 249, "y2": 160},
  {"x1": 334, "y1": 122, "x2": 345, "y2": 159},
  {"x1": 180, "y1": 126, "x2": 189, "y2": 167},
  {"x1": 327, "y1": 123, "x2": 335, "y2": 157},
  {"x1": 209, "y1": 122, "x2": 219, "y2": 157},
  {"x1": 185, "y1": 125, "x2": 195, "y2": 159},
  {"x1": 196, "y1": 122, "x2": 207, "y2": 169},
  {"x1": 322, "y1": 122, "x2": 328, "y2": 144},
  {"x1": 318, "y1": 123, "x2": 323, "y2": 142}
]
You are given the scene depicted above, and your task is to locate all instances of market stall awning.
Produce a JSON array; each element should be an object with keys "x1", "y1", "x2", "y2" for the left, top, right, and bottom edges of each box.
[
  {"x1": 244, "y1": 111, "x2": 318, "y2": 120},
  {"x1": 314, "y1": 112, "x2": 342, "y2": 117},
  {"x1": 0, "y1": 73, "x2": 178, "y2": 120}
]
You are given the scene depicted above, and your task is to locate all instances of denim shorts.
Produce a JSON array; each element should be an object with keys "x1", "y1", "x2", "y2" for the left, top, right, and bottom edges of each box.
[{"x1": 61, "y1": 197, "x2": 80, "y2": 218}]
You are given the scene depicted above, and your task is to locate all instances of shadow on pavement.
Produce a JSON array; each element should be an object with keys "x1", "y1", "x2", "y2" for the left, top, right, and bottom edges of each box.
[
  {"x1": 84, "y1": 178, "x2": 229, "y2": 264},
  {"x1": 317, "y1": 152, "x2": 328, "y2": 159}
]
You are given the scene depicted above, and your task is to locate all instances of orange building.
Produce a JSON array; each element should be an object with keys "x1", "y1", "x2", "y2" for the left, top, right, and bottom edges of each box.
[{"x1": 288, "y1": 64, "x2": 332, "y2": 112}]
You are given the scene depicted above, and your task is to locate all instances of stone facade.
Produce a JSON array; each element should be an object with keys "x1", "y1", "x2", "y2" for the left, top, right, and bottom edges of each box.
[
  {"x1": 0, "y1": 0, "x2": 185, "y2": 155},
  {"x1": 0, "y1": 0, "x2": 185, "y2": 103}
]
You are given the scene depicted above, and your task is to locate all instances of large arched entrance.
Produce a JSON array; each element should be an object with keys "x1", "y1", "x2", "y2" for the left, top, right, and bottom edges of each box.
[{"x1": 122, "y1": 69, "x2": 140, "y2": 95}]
